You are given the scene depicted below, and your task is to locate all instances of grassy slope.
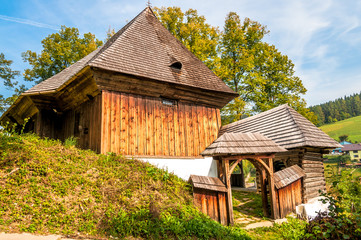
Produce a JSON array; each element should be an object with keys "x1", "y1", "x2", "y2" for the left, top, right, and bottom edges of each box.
[
  {"x1": 0, "y1": 132, "x2": 249, "y2": 240},
  {"x1": 320, "y1": 115, "x2": 361, "y2": 143}
]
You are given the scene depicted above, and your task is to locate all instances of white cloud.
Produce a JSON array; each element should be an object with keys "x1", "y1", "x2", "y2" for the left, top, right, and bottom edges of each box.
[{"x1": 0, "y1": 14, "x2": 60, "y2": 30}]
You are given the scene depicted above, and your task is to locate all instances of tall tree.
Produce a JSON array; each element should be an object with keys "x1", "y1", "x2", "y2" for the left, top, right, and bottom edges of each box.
[
  {"x1": 154, "y1": 7, "x2": 220, "y2": 70},
  {"x1": 23, "y1": 26, "x2": 103, "y2": 84},
  {"x1": 219, "y1": 12, "x2": 316, "y2": 124},
  {"x1": 0, "y1": 53, "x2": 21, "y2": 114}
]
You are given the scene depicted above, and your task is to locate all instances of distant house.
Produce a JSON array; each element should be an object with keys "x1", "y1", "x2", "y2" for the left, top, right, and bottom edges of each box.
[
  {"x1": 332, "y1": 140, "x2": 351, "y2": 154},
  {"x1": 342, "y1": 144, "x2": 361, "y2": 161}
]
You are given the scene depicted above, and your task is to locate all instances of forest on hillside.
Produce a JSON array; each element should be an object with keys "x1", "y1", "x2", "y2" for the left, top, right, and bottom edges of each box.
[{"x1": 310, "y1": 92, "x2": 361, "y2": 126}]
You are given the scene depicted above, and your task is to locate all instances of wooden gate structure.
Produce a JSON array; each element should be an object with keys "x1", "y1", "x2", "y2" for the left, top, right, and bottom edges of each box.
[{"x1": 201, "y1": 132, "x2": 287, "y2": 224}]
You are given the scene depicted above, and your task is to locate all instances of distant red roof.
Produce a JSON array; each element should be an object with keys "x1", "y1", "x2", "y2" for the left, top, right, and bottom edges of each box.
[{"x1": 342, "y1": 143, "x2": 361, "y2": 152}]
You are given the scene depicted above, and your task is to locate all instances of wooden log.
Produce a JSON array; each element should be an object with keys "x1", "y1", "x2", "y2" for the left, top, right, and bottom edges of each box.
[
  {"x1": 303, "y1": 160, "x2": 324, "y2": 164},
  {"x1": 303, "y1": 164, "x2": 324, "y2": 168},
  {"x1": 222, "y1": 159, "x2": 234, "y2": 225},
  {"x1": 304, "y1": 181, "x2": 326, "y2": 188},
  {"x1": 267, "y1": 158, "x2": 279, "y2": 219},
  {"x1": 303, "y1": 176, "x2": 326, "y2": 184}
]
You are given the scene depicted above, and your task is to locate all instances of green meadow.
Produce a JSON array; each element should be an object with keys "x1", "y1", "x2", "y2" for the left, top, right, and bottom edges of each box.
[{"x1": 320, "y1": 115, "x2": 361, "y2": 143}]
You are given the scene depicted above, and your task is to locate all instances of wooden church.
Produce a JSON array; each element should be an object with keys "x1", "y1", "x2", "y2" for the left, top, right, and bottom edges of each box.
[{"x1": 1, "y1": 7, "x2": 341, "y2": 222}]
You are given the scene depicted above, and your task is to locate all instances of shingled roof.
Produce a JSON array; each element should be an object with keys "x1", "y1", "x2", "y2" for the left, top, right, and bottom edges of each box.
[
  {"x1": 341, "y1": 143, "x2": 361, "y2": 152},
  {"x1": 201, "y1": 132, "x2": 287, "y2": 156},
  {"x1": 24, "y1": 7, "x2": 236, "y2": 96},
  {"x1": 220, "y1": 104, "x2": 341, "y2": 149},
  {"x1": 274, "y1": 165, "x2": 305, "y2": 189}
]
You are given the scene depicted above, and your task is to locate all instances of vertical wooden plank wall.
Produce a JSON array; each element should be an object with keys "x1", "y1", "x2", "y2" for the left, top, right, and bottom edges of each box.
[{"x1": 101, "y1": 90, "x2": 221, "y2": 156}]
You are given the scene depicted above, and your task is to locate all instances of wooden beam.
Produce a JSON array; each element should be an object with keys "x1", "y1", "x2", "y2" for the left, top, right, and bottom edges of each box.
[
  {"x1": 222, "y1": 159, "x2": 234, "y2": 225},
  {"x1": 229, "y1": 159, "x2": 242, "y2": 174},
  {"x1": 223, "y1": 154, "x2": 275, "y2": 161},
  {"x1": 259, "y1": 168, "x2": 269, "y2": 217},
  {"x1": 267, "y1": 158, "x2": 280, "y2": 219},
  {"x1": 238, "y1": 161, "x2": 246, "y2": 188}
]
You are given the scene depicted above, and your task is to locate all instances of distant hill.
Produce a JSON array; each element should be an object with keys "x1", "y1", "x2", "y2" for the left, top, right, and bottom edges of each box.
[
  {"x1": 310, "y1": 92, "x2": 361, "y2": 126},
  {"x1": 320, "y1": 115, "x2": 361, "y2": 143}
]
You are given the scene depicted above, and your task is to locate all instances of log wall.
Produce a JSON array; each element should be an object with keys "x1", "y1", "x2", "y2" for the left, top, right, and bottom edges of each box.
[
  {"x1": 256, "y1": 148, "x2": 326, "y2": 203},
  {"x1": 301, "y1": 150, "x2": 326, "y2": 202},
  {"x1": 100, "y1": 90, "x2": 221, "y2": 156}
]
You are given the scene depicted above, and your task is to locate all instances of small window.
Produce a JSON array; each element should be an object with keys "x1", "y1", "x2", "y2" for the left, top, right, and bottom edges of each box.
[
  {"x1": 162, "y1": 98, "x2": 177, "y2": 106},
  {"x1": 354, "y1": 155, "x2": 358, "y2": 158},
  {"x1": 353, "y1": 150, "x2": 358, "y2": 153},
  {"x1": 170, "y1": 61, "x2": 182, "y2": 70}
]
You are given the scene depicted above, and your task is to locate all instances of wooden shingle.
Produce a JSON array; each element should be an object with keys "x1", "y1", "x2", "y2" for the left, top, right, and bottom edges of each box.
[
  {"x1": 189, "y1": 175, "x2": 227, "y2": 192},
  {"x1": 220, "y1": 104, "x2": 341, "y2": 149},
  {"x1": 24, "y1": 7, "x2": 236, "y2": 98},
  {"x1": 274, "y1": 165, "x2": 306, "y2": 189},
  {"x1": 201, "y1": 132, "x2": 287, "y2": 156}
]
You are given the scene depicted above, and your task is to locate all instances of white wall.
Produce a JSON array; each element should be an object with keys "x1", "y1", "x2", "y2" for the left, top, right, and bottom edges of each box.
[{"x1": 140, "y1": 157, "x2": 217, "y2": 180}]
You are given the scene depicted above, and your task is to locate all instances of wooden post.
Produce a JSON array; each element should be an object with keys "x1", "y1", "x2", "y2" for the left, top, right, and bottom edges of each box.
[
  {"x1": 267, "y1": 158, "x2": 279, "y2": 219},
  {"x1": 222, "y1": 158, "x2": 234, "y2": 225},
  {"x1": 259, "y1": 168, "x2": 269, "y2": 217},
  {"x1": 238, "y1": 161, "x2": 246, "y2": 188},
  {"x1": 216, "y1": 159, "x2": 223, "y2": 179}
]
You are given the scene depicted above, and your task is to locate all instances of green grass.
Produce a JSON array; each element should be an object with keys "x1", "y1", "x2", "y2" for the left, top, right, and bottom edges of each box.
[
  {"x1": 0, "y1": 132, "x2": 250, "y2": 239},
  {"x1": 320, "y1": 115, "x2": 361, "y2": 142}
]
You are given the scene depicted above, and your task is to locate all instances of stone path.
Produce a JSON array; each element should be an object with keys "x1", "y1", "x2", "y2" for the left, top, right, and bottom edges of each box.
[{"x1": 0, "y1": 233, "x2": 79, "y2": 240}]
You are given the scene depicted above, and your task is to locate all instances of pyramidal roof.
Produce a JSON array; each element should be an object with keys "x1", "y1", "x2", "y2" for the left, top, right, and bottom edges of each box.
[
  {"x1": 220, "y1": 104, "x2": 341, "y2": 149},
  {"x1": 201, "y1": 132, "x2": 287, "y2": 156},
  {"x1": 24, "y1": 7, "x2": 236, "y2": 96}
]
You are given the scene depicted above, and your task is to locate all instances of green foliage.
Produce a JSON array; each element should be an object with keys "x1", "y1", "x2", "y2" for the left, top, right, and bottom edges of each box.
[
  {"x1": 154, "y1": 7, "x2": 220, "y2": 71},
  {"x1": 0, "y1": 131, "x2": 250, "y2": 239},
  {"x1": 301, "y1": 193, "x2": 361, "y2": 240},
  {"x1": 64, "y1": 136, "x2": 78, "y2": 148},
  {"x1": 338, "y1": 134, "x2": 349, "y2": 142},
  {"x1": 0, "y1": 53, "x2": 23, "y2": 114},
  {"x1": 274, "y1": 217, "x2": 308, "y2": 240},
  {"x1": 218, "y1": 12, "x2": 315, "y2": 124},
  {"x1": 22, "y1": 26, "x2": 103, "y2": 84},
  {"x1": 107, "y1": 205, "x2": 250, "y2": 240},
  {"x1": 154, "y1": 7, "x2": 316, "y2": 125},
  {"x1": 310, "y1": 92, "x2": 361, "y2": 126},
  {"x1": 0, "y1": 53, "x2": 20, "y2": 88},
  {"x1": 320, "y1": 115, "x2": 361, "y2": 143}
]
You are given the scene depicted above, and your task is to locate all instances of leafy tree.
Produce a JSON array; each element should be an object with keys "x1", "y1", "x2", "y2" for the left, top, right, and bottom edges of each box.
[
  {"x1": 154, "y1": 7, "x2": 220, "y2": 70},
  {"x1": 338, "y1": 134, "x2": 349, "y2": 142},
  {"x1": 218, "y1": 12, "x2": 316, "y2": 124},
  {"x1": 106, "y1": 27, "x2": 116, "y2": 41},
  {"x1": 23, "y1": 26, "x2": 103, "y2": 84},
  {"x1": 0, "y1": 53, "x2": 22, "y2": 114}
]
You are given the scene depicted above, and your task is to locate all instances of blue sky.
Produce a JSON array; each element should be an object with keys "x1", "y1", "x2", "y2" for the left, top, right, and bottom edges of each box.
[{"x1": 1, "y1": 0, "x2": 361, "y2": 106}]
